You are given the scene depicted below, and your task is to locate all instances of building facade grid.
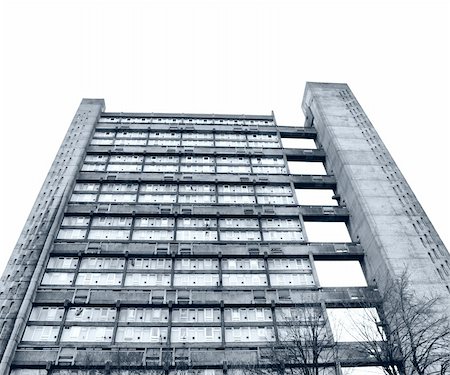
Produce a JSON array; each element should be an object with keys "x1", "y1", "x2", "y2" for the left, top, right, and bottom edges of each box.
[{"x1": 1, "y1": 84, "x2": 449, "y2": 375}]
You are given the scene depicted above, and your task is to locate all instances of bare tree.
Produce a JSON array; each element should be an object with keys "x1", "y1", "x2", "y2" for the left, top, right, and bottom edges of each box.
[
  {"x1": 346, "y1": 272, "x2": 450, "y2": 375},
  {"x1": 246, "y1": 305, "x2": 336, "y2": 375}
]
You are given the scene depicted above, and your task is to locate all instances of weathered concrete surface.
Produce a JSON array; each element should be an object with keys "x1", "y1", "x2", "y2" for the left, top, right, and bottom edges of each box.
[
  {"x1": 302, "y1": 82, "x2": 450, "y2": 307},
  {"x1": 0, "y1": 99, "x2": 105, "y2": 367}
]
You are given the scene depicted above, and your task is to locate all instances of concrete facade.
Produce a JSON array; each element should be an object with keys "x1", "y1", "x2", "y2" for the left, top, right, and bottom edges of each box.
[
  {"x1": 0, "y1": 86, "x2": 448, "y2": 375},
  {"x1": 0, "y1": 99, "x2": 105, "y2": 374}
]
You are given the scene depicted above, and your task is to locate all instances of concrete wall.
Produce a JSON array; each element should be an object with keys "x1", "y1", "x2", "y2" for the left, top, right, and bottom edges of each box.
[
  {"x1": 302, "y1": 82, "x2": 450, "y2": 309},
  {"x1": 0, "y1": 99, "x2": 104, "y2": 365}
]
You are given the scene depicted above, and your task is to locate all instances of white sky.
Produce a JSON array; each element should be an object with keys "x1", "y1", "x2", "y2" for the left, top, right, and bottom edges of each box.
[{"x1": 0, "y1": 0, "x2": 449, "y2": 274}]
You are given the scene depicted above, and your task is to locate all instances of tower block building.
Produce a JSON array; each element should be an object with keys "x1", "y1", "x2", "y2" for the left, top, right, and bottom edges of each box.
[{"x1": 0, "y1": 83, "x2": 449, "y2": 375}]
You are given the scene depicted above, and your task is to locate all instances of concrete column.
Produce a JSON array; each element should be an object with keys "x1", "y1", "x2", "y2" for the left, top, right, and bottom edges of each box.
[{"x1": 0, "y1": 99, "x2": 105, "y2": 369}]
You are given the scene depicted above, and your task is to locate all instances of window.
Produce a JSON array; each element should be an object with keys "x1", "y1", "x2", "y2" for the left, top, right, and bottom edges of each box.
[
  {"x1": 262, "y1": 231, "x2": 304, "y2": 241},
  {"x1": 107, "y1": 164, "x2": 142, "y2": 172},
  {"x1": 41, "y1": 272, "x2": 74, "y2": 285},
  {"x1": 225, "y1": 327, "x2": 275, "y2": 342},
  {"x1": 74, "y1": 183, "x2": 100, "y2": 192},
  {"x1": 179, "y1": 184, "x2": 215, "y2": 193},
  {"x1": 70, "y1": 193, "x2": 97, "y2": 203},
  {"x1": 275, "y1": 307, "x2": 323, "y2": 323},
  {"x1": 215, "y1": 134, "x2": 246, "y2": 141},
  {"x1": 66, "y1": 307, "x2": 116, "y2": 322},
  {"x1": 255, "y1": 185, "x2": 292, "y2": 195},
  {"x1": 181, "y1": 156, "x2": 214, "y2": 164},
  {"x1": 182, "y1": 132, "x2": 214, "y2": 140},
  {"x1": 56, "y1": 229, "x2": 86, "y2": 240},
  {"x1": 217, "y1": 165, "x2": 252, "y2": 174},
  {"x1": 29, "y1": 307, "x2": 64, "y2": 322},
  {"x1": 147, "y1": 139, "x2": 180, "y2": 146},
  {"x1": 79, "y1": 257, "x2": 125, "y2": 270},
  {"x1": 222, "y1": 259, "x2": 265, "y2": 270},
  {"x1": 47, "y1": 257, "x2": 78, "y2": 269},
  {"x1": 124, "y1": 273, "x2": 171, "y2": 286},
  {"x1": 132, "y1": 230, "x2": 174, "y2": 241},
  {"x1": 119, "y1": 308, "x2": 169, "y2": 323},
  {"x1": 269, "y1": 273, "x2": 314, "y2": 287},
  {"x1": 97, "y1": 193, "x2": 136, "y2": 203},
  {"x1": 261, "y1": 218, "x2": 301, "y2": 228},
  {"x1": 138, "y1": 194, "x2": 177, "y2": 203},
  {"x1": 141, "y1": 183, "x2": 177, "y2": 192},
  {"x1": 248, "y1": 141, "x2": 279, "y2": 148},
  {"x1": 180, "y1": 165, "x2": 215, "y2": 173},
  {"x1": 219, "y1": 218, "x2": 259, "y2": 228},
  {"x1": 171, "y1": 327, "x2": 221, "y2": 343},
  {"x1": 220, "y1": 231, "x2": 261, "y2": 241},
  {"x1": 128, "y1": 258, "x2": 172, "y2": 270},
  {"x1": 116, "y1": 131, "x2": 147, "y2": 139},
  {"x1": 81, "y1": 163, "x2": 106, "y2": 172},
  {"x1": 222, "y1": 274, "x2": 267, "y2": 286},
  {"x1": 110, "y1": 155, "x2": 144, "y2": 163},
  {"x1": 218, "y1": 184, "x2": 253, "y2": 193},
  {"x1": 134, "y1": 217, "x2": 175, "y2": 227},
  {"x1": 60, "y1": 326, "x2": 114, "y2": 342},
  {"x1": 218, "y1": 195, "x2": 256, "y2": 204},
  {"x1": 173, "y1": 274, "x2": 219, "y2": 286},
  {"x1": 182, "y1": 140, "x2": 214, "y2": 147},
  {"x1": 85, "y1": 154, "x2": 109, "y2": 162},
  {"x1": 91, "y1": 216, "x2": 132, "y2": 227},
  {"x1": 75, "y1": 273, "x2": 122, "y2": 286},
  {"x1": 256, "y1": 195, "x2": 295, "y2": 205},
  {"x1": 175, "y1": 258, "x2": 218, "y2": 270},
  {"x1": 268, "y1": 258, "x2": 311, "y2": 271},
  {"x1": 115, "y1": 139, "x2": 147, "y2": 146},
  {"x1": 176, "y1": 230, "x2": 218, "y2": 241},
  {"x1": 248, "y1": 134, "x2": 277, "y2": 142},
  {"x1": 143, "y1": 164, "x2": 178, "y2": 172},
  {"x1": 224, "y1": 308, "x2": 272, "y2": 322},
  {"x1": 148, "y1": 132, "x2": 180, "y2": 140},
  {"x1": 178, "y1": 194, "x2": 216, "y2": 203},
  {"x1": 61, "y1": 216, "x2": 90, "y2": 227},
  {"x1": 252, "y1": 166, "x2": 287, "y2": 174},
  {"x1": 88, "y1": 229, "x2": 130, "y2": 240},
  {"x1": 172, "y1": 308, "x2": 220, "y2": 322},
  {"x1": 22, "y1": 326, "x2": 59, "y2": 342},
  {"x1": 251, "y1": 157, "x2": 284, "y2": 166},
  {"x1": 215, "y1": 140, "x2": 247, "y2": 147}
]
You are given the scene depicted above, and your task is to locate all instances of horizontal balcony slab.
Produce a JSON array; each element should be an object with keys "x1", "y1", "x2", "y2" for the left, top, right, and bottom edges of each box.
[
  {"x1": 87, "y1": 145, "x2": 288, "y2": 156},
  {"x1": 65, "y1": 203, "x2": 303, "y2": 216},
  {"x1": 51, "y1": 242, "x2": 364, "y2": 258},
  {"x1": 284, "y1": 148, "x2": 325, "y2": 161},
  {"x1": 12, "y1": 345, "x2": 385, "y2": 368},
  {"x1": 102, "y1": 112, "x2": 274, "y2": 120},
  {"x1": 277, "y1": 126, "x2": 317, "y2": 138},
  {"x1": 34, "y1": 287, "x2": 379, "y2": 307},
  {"x1": 76, "y1": 172, "x2": 336, "y2": 189},
  {"x1": 64, "y1": 203, "x2": 348, "y2": 221},
  {"x1": 97, "y1": 123, "x2": 278, "y2": 133}
]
